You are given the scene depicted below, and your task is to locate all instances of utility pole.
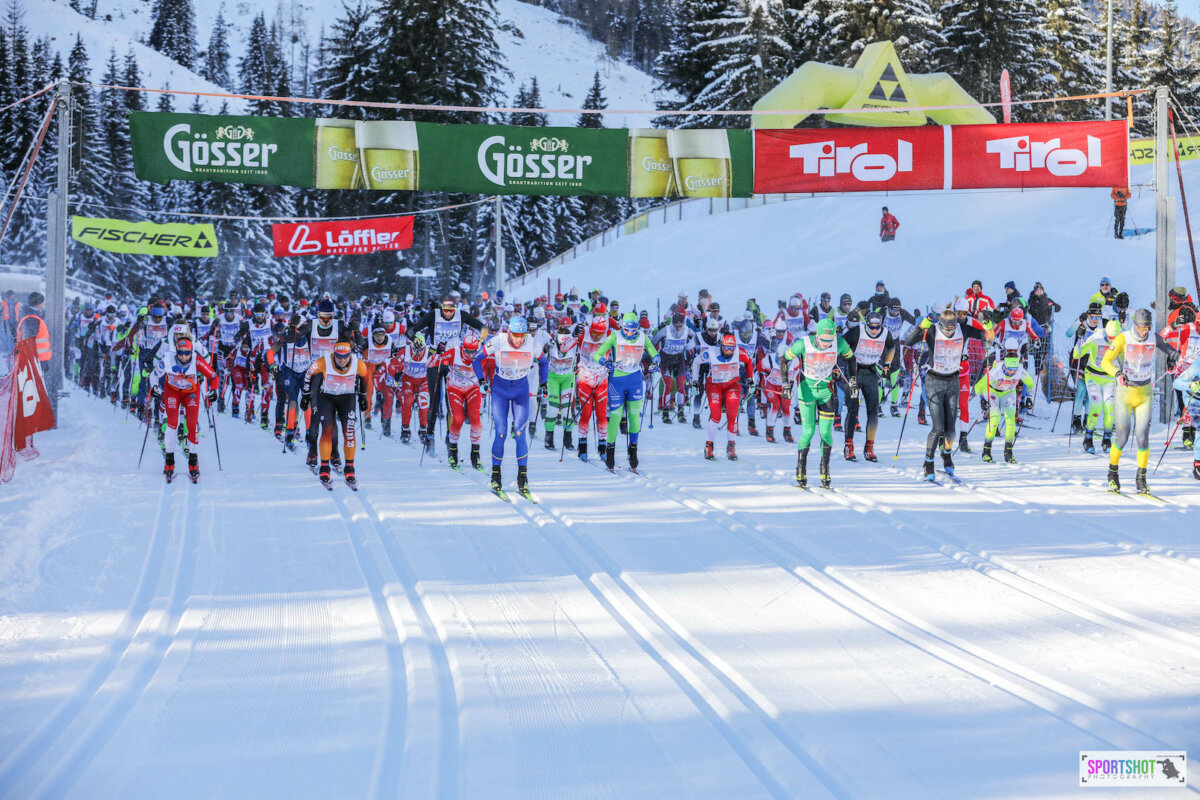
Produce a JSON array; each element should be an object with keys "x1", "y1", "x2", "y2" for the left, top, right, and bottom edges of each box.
[
  {"x1": 1154, "y1": 86, "x2": 1176, "y2": 424},
  {"x1": 494, "y1": 196, "x2": 505, "y2": 296},
  {"x1": 44, "y1": 79, "x2": 72, "y2": 423}
]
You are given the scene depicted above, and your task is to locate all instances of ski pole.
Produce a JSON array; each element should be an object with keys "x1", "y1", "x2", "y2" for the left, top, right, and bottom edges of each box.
[
  {"x1": 894, "y1": 367, "x2": 919, "y2": 460},
  {"x1": 137, "y1": 397, "x2": 153, "y2": 469},
  {"x1": 207, "y1": 400, "x2": 223, "y2": 471},
  {"x1": 1153, "y1": 413, "x2": 1186, "y2": 474}
]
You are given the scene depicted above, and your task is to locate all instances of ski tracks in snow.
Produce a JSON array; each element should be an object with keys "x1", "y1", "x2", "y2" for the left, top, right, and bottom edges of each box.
[
  {"x1": 0, "y1": 479, "x2": 201, "y2": 800},
  {"x1": 618, "y1": 461, "x2": 1193, "y2": 756}
]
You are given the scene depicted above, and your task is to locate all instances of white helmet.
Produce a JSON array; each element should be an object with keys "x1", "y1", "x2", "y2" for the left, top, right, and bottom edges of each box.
[
  {"x1": 773, "y1": 317, "x2": 787, "y2": 333},
  {"x1": 953, "y1": 297, "x2": 970, "y2": 313}
]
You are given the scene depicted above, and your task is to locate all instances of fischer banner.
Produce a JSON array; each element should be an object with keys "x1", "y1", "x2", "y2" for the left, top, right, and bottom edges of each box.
[
  {"x1": 71, "y1": 216, "x2": 219, "y2": 256},
  {"x1": 754, "y1": 120, "x2": 1128, "y2": 193},
  {"x1": 272, "y1": 216, "x2": 415, "y2": 257}
]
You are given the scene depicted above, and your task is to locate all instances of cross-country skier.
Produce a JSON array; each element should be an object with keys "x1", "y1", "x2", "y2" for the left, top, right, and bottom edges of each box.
[
  {"x1": 444, "y1": 331, "x2": 484, "y2": 470},
  {"x1": 476, "y1": 315, "x2": 546, "y2": 498},
  {"x1": 148, "y1": 337, "x2": 218, "y2": 483},
  {"x1": 411, "y1": 297, "x2": 486, "y2": 453},
  {"x1": 592, "y1": 312, "x2": 660, "y2": 471},
  {"x1": 575, "y1": 316, "x2": 611, "y2": 462},
  {"x1": 842, "y1": 310, "x2": 896, "y2": 462},
  {"x1": 543, "y1": 325, "x2": 577, "y2": 450},
  {"x1": 974, "y1": 339, "x2": 1036, "y2": 464},
  {"x1": 304, "y1": 335, "x2": 370, "y2": 489},
  {"x1": 1172, "y1": 356, "x2": 1200, "y2": 479},
  {"x1": 781, "y1": 318, "x2": 856, "y2": 488},
  {"x1": 653, "y1": 311, "x2": 693, "y2": 424},
  {"x1": 1072, "y1": 319, "x2": 1121, "y2": 453},
  {"x1": 694, "y1": 332, "x2": 754, "y2": 460}
]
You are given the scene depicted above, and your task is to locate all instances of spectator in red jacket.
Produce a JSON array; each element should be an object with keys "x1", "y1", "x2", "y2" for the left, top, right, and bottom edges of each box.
[
  {"x1": 965, "y1": 280, "x2": 995, "y2": 317},
  {"x1": 880, "y1": 207, "x2": 899, "y2": 242}
]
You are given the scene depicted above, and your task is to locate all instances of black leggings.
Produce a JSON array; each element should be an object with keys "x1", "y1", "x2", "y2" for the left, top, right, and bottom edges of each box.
[
  {"x1": 924, "y1": 372, "x2": 959, "y2": 458},
  {"x1": 846, "y1": 368, "x2": 880, "y2": 443}
]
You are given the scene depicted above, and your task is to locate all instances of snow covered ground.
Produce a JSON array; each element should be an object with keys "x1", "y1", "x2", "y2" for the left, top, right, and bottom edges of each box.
[
  {"x1": 2, "y1": 388, "x2": 1197, "y2": 798},
  {"x1": 510, "y1": 161, "x2": 1193, "y2": 319}
]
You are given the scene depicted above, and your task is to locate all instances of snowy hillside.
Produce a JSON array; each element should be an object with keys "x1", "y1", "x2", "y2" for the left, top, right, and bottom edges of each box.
[
  {"x1": 38, "y1": 0, "x2": 661, "y2": 122},
  {"x1": 511, "y1": 160, "x2": 1197, "y2": 318}
]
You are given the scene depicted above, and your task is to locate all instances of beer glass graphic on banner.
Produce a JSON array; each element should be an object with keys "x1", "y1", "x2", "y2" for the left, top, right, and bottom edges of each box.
[
  {"x1": 314, "y1": 118, "x2": 361, "y2": 189},
  {"x1": 355, "y1": 120, "x2": 420, "y2": 191},
  {"x1": 628, "y1": 129, "x2": 676, "y2": 198},
  {"x1": 668, "y1": 129, "x2": 732, "y2": 198}
]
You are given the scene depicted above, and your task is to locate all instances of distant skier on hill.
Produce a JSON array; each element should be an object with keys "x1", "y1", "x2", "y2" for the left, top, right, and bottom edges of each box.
[{"x1": 879, "y1": 207, "x2": 899, "y2": 242}]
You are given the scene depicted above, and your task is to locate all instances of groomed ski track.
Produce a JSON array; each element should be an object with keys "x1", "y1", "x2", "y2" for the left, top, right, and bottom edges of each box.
[{"x1": 1, "y1": 392, "x2": 1198, "y2": 798}]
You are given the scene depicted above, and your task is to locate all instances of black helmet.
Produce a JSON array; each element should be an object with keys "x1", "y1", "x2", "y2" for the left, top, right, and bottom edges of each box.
[{"x1": 252, "y1": 302, "x2": 266, "y2": 315}]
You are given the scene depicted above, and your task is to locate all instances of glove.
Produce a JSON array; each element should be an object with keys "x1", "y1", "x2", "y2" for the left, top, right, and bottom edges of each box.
[
  {"x1": 436, "y1": 342, "x2": 446, "y2": 354},
  {"x1": 1079, "y1": 312, "x2": 1088, "y2": 323},
  {"x1": 358, "y1": 393, "x2": 368, "y2": 412},
  {"x1": 137, "y1": 306, "x2": 148, "y2": 319},
  {"x1": 1189, "y1": 380, "x2": 1200, "y2": 397},
  {"x1": 1052, "y1": 302, "x2": 1062, "y2": 313},
  {"x1": 649, "y1": 354, "x2": 661, "y2": 374},
  {"x1": 979, "y1": 398, "x2": 989, "y2": 415},
  {"x1": 605, "y1": 360, "x2": 615, "y2": 376},
  {"x1": 206, "y1": 388, "x2": 217, "y2": 404},
  {"x1": 919, "y1": 317, "x2": 933, "y2": 329},
  {"x1": 539, "y1": 383, "x2": 548, "y2": 402},
  {"x1": 150, "y1": 384, "x2": 161, "y2": 399},
  {"x1": 847, "y1": 378, "x2": 857, "y2": 395},
  {"x1": 300, "y1": 394, "x2": 310, "y2": 411},
  {"x1": 781, "y1": 380, "x2": 792, "y2": 401},
  {"x1": 269, "y1": 363, "x2": 278, "y2": 376},
  {"x1": 1023, "y1": 396, "x2": 1034, "y2": 410},
  {"x1": 1167, "y1": 350, "x2": 1179, "y2": 370},
  {"x1": 1114, "y1": 291, "x2": 1129, "y2": 310}
]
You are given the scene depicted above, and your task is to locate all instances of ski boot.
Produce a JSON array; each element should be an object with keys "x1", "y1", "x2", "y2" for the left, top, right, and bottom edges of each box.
[
  {"x1": 564, "y1": 430, "x2": 574, "y2": 450},
  {"x1": 231, "y1": 402, "x2": 239, "y2": 419},
  {"x1": 424, "y1": 435, "x2": 436, "y2": 455},
  {"x1": 819, "y1": 443, "x2": 832, "y2": 489},
  {"x1": 401, "y1": 426, "x2": 411, "y2": 444},
  {"x1": 854, "y1": 422, "x2": 861, "y2": 433},
  {"x1": 578, "y1": 440, "x2": 589, "y2": 462},
  {"x1": 490, "y1": 465, "x2": 503, "y2": 493},
  {"x1": 448, "y1": 442, "x2": 459, "y2": 469},
  {"x1": 1107, "y1": 465, "x2": 1120, "y2": 492},
  {"x1": 796, "y1": 448, "x2": 808, "y2": 488},
  {"x1": 1101, "y1": 432, "x2": 1112, "y2": 451},
  {"x1": 381, "y1": 419, "x2": 390, "y2": 437},
  {"x1": 274, "y1": 421, "x2": 284, "y2": 440},
  {"x1": 765, "y1": 426, "x2": 776, "y2": 444},
  {"x1": 981, "y1": 442, "x2": 994, "y2": 463},
  {"x1": 941, "y1": 447, "x2": 955, "y2": 477},
  {"x1": 843, "y1": 441, "x2": 856, "y2": 462},
  {"x1": 704, "y1": 441, "x2": 715, "y2": 461},
  {"x1": 1193, "y1": 460, "x2": 1200, "y2": 480},
  {"x1": 917, "y1": 409, "x2": 927, "y2": 426},
  {"x1": 319, "y1": 461, "x2": 331, "y2": 488},
  {"x1": 157, "y1": 422, "x2": 167, "y2": 453},
  {"x1": 331, "y1": 453, "x2": 343, "y2": 474},
  {"x1": 677, "y1": 406, "x2": 686, "y2": 424},
  {"x1": 726, "y1": 441, "x2": 737, "y2": 461},
  {"x1": 863, "y1": 441, "x2": 877, "y2": 462},
  {"x1": 1004, "y1": 443, "x2": 1017, "y2": 464},
  {"x1": 285, "y1": 429, "x2": 297, "y2": 452},
  {"x1": 628, "y1": 443, "x2": 639, "y2": 470},
  {"x1": 517, "y1": 465, "x2": 529, "y2": 495},
  {"x1": 1082, "y1": 432, "x2": 1095, "y2": 454},
  {"x1": 692, "y1": 413, "x2": 702, "y2": 430},
  {"x1": 244, "y1": 404, "x2": 253, "y2": 423},
  {"x1": 163, "y1": 452, "x2": 175, "y2": 482},
  {"x1": 188, "y1": 452, "x2": 200, "y2": 483},
  {"x1": 544, "y1": 429, "x2": 555, "y2": 451},
  {"x1": 606, "y1": 444, "x2": 617, "y2": 471},
  {"x1": 662, "y1": 408, "x2": 672, "y2": 424},
  {"x1": 890, "y1": 403, "x2": 900, "y2": 418},
  {"x1": 470, "y1": 444, "x2": 482, "y2": 470},
  {"x1": 344, "y1": 461, "x2": 357, "y2": 488},
  {"x1": 833, "y1": 417, "x2": 843, "y2": 433},
  {"x1": 1135, "y1": 467, "x2": 1150, "y2": 495},
  {"x1": 598, "y1": 440, "x2": 608, "y2": 463},
  {"x1": 363, "y1": 414, "x2": 372, "y2": 431},
  {"x1": 783, "y1": 426, "x2": 794, "y2": 443},
  {"x1": 923, "y1": 457, "x2": 935, "y2": 482},
  {"x1": 748, "y1": 417, "x2": 759, "y2": 437},
  {"x1": 1184, "y1": 426, "x2": 1196, "y2": 449},
  {"x1": 958, "y1": 431, "x2": 972, "y2": 454},
  {"x1": 1071, "y1": 415, "x2": 1083, "y2": 434}
]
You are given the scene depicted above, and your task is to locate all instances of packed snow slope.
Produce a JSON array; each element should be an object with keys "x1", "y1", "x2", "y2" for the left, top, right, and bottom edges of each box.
[
  {"x1": 38, "y1": 0, "x2": 660, "y2": 123},
  {"x1": 511, "y1": 161, "x2": 1196, "y2": 317},
  {"x1": 1, "y1": 389, "x2": 1198, "y2": 799}
]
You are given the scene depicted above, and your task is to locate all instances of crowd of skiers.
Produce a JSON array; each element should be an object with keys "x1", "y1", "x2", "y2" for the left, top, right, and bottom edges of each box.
[{"x1": 59, "y1": 275, "x2": 1200, "y2": 496}]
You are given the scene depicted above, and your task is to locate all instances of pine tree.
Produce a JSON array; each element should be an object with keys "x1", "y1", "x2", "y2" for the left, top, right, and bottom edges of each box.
[
  {"x1": 578, "y1": 70, "x2": 607, "y2": 128},
  {"x1": 1143, "y1": 0, "x2": 1199, "y2": 119},
  {"x1": 316, "y1": 2, "x2": 377, "y2": 107},
  {"x1": 201, "y1": 7, "x2": 232, "y2": 89},
  {"x1": 824, "y1": 0, "x2": 943, "y2": 71},
  {"x1": 576, "y1": 72, "x2": 618, "y2": 240},
  {"x1": 654, "y1": 0, "x2": 728, "y2": 126},
  {"x1": 688, "y1": 0, "x2": 793, "y2": 129},
  {"x1": 148, "y1": 0, "x2": 197, "y2": 69},
  {"x1": 1038, "y1": 0, "x2": 1105, "y2": 121},
  {"x1": 506, "y1": 81, "x2": 557, "y2": 272},
  {"x1": 936, "y1": 0, "x2": 1053, "y2": 116}
]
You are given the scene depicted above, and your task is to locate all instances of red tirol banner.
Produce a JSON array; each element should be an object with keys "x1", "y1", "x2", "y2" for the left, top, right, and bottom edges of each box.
[
  {"x1": 753, "y1": 120, "x2": 1128, "y2": 194},
  {"x1": 12, "y1": 338, "x2": 54, "y2": 450},
  {"x1": 951, "y1": 120, "x2": 1128, "y2": 189},
  {"x1": 272, "y1": 216, "x2": 415, "y2": 257},
  {"x1": 754, "y1": 126, "x2": 946, "y2": 194}
]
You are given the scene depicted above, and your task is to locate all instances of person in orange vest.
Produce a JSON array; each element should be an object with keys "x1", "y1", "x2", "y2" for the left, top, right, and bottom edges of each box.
[
  {"x1": 1111, "y1": 186, "x2": 1130, "y2": 239},
  {"x1": 16, "y1": 291, "x2": 51, "y2": 363},
  {"x1": 880, "y1": 206, "x2": 900, "y2": 242}
]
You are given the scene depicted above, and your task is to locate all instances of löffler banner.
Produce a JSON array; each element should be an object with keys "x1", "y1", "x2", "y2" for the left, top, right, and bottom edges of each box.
[
  {"x1": 754, "y1": 120, "x2": 1128, "y2": 194},
  {"x1": 272, "y1": 216, "x2": 415, "y2": 257}
]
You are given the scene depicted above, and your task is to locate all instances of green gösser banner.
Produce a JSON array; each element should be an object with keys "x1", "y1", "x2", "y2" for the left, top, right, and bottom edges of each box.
[
  {"x1": 71, "y1": 216, "x2": 219, "y2": 256},
  {"x1": 131, "y1": 112, "x2": 753, "y2": 198}
]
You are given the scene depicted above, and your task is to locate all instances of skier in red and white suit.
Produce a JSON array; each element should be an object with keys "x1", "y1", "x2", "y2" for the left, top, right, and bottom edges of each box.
[
  {"x1": 397, "y1": 333, "x2": 432, "y2": 443},
  {"x1": 574, "y1": 316, "x2": 611, "y2": 463},
  {"x1": 150, "y1": 337, "x2": 218, "y2": 482},
  {"x1": 441, "y1": 331, "x2": 484, "y2": 469},
  {"x1": 361, "y1": 322, "x2": 398, "y2": 433},
  {"x1": 694, "y1": 333, "x2": 754, "y2": 461}
]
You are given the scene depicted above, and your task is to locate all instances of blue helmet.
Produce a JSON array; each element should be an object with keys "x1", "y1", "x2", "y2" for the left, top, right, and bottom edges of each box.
[
  {"x1": 150, "y1": 305, "x2": 166, "y2": 318},
  {"x1": 508, "y1": 315, "x2": 528, "y2": 334}
]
